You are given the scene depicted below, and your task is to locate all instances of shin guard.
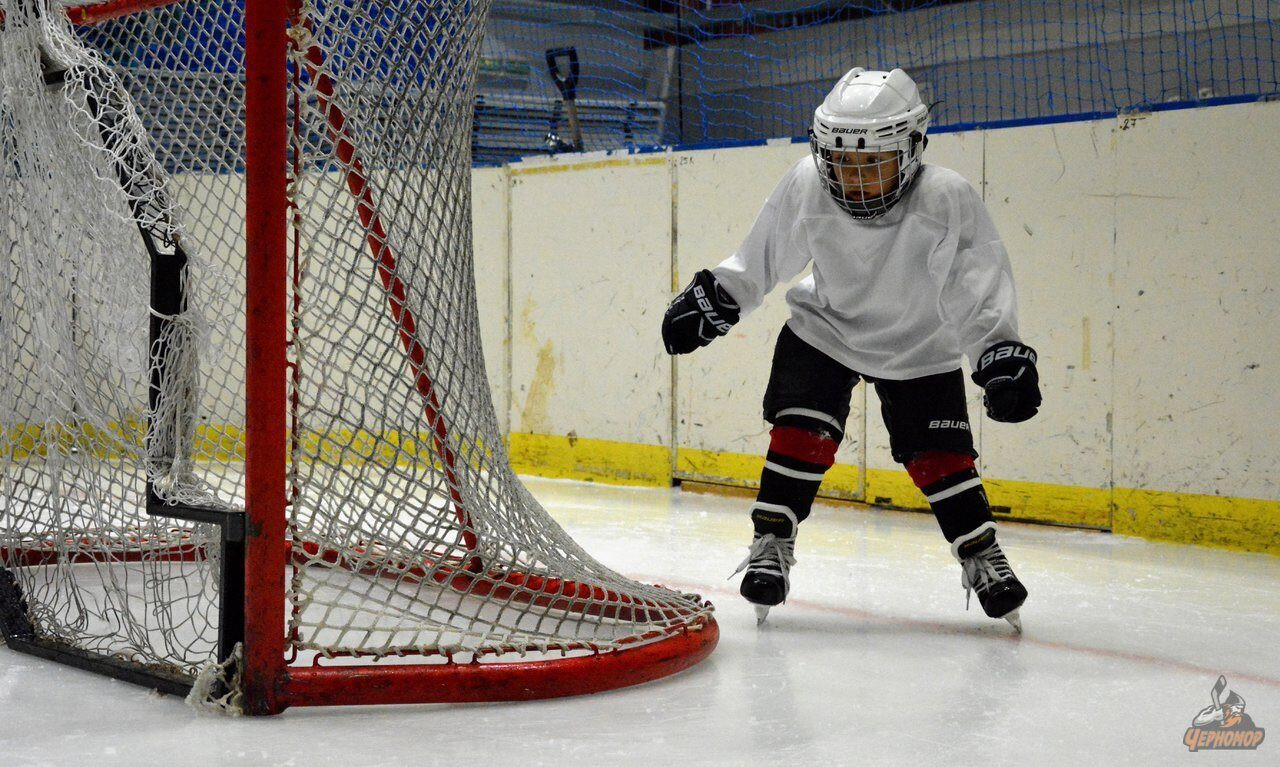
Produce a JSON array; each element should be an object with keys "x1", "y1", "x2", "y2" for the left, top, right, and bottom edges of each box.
[
  {"x1": 906, "y1": 451, "x2": 993, "y2": 543},
  {"x1": 753, "y1": 411, "x2": 840, "y2": 532}
]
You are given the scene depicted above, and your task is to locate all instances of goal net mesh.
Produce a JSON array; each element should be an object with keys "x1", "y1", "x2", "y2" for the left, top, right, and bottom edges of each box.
[{"x1": 1, "y1": 0, "x2": 710, "y2": 686}]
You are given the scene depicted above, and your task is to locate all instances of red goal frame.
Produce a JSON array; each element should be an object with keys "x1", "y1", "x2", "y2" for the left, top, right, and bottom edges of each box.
[
  {"x1": 1, "y1": 0, "x2": 718, "y2": 715},
  {"x1": 243, "y1": 0, "x2": 717, "y2": 714}
]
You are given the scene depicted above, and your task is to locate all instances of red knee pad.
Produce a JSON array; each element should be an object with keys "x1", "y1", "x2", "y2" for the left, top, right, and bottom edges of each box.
[
  {"x1": 769, "y1": 425, "x2": 838, "y2": 468},
  {"x1": 906, "y1": 451, "x2": 975, "y2": 489}
]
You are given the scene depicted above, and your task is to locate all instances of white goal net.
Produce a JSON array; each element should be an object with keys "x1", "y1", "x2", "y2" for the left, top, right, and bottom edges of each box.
[{"x1": 1, "y1": 0, "x2": 714, "y2": 710}]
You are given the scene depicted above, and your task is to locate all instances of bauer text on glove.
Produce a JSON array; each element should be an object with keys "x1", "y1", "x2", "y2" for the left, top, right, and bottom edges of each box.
[
  {"x1": 971, "y1": 342, "x2": 1041, "y2": 423},
  {"x1": 661, "y1": 269, "x2": 741, "y2": 354}
]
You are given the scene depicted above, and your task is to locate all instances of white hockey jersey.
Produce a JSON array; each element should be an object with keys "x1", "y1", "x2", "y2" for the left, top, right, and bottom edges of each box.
[{"x1": 711, "y1": 159, "x2": 1022, "y2": 381}]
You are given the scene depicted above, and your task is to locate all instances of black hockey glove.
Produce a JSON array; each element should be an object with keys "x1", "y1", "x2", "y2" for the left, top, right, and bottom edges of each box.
[
  {"x1": 972, "y1": 341, "x2": 1042, "y2": 423},
  {"x1": 662, "y1": 269, "x2": 741, "y2": 355}
]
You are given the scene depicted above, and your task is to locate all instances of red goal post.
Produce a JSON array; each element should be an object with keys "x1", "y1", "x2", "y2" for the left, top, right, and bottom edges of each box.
[{"x1": 0, "y1": 0, "x2": 717, "y2": 715}]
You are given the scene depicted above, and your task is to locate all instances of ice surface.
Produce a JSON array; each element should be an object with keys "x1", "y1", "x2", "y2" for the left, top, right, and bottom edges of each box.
[{"x1": 2, "y1": 476, "x2": 1277, "y2": 766}]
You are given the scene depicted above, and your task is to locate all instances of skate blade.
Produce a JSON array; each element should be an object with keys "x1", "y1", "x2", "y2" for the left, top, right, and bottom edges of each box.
[
  {"x1": 1004, "y1": 610, "x2": 1023, "y2": 634},
  {"x1": 754, "y1": 604, "x2": 771, "y2": 626}
]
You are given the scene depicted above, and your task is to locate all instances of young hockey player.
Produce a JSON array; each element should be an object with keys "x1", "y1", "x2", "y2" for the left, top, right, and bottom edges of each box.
[{"x1": 661, "y1": 67, "x2": 1040, "y2": 630}]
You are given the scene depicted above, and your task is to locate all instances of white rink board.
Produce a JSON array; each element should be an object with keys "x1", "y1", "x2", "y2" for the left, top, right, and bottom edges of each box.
[
  {"x1": 14, "y1": 101, "x2": 1277, "y2": 551},
  {"x1": 982, "y1": 119, "x2": 1116, "y2": 490},
  {"x1": 17, "y1": 100, "x2": 1278, "y2": 508},
  {"x1": 471, "y1": 166, "x2": 511, "y2": 435},
  {"x1": 1111, "y1": 102, "x2": 1280, "y2": 499},
  {"x1": 506, "y1": 156, "x2": 674, "y2": 445},
  {"x1": 487, "y1": 98, "x2": 1280, "y2": 519}
]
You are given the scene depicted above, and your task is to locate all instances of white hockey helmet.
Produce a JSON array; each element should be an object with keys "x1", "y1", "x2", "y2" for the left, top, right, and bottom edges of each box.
[{"x1": 809, "y1": 67, "x2": 930, "y2": 219}]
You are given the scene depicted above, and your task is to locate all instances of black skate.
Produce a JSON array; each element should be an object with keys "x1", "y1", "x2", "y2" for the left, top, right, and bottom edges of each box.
[
  {"x1": 951, "y1": 521, "x2": 1028, "y2": 632},
  {"x1": 731, "y1": 503, "x2": 798, "y2": 625}
]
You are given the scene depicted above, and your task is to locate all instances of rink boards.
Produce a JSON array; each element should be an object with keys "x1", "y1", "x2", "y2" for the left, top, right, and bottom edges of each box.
[{"x1": 474, "y1": 98, "x2": 1280, "y2": 556}]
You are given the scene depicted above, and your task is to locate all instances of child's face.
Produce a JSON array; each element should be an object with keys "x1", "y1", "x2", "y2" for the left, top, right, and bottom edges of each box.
[{"x1": 831, "y1": 150, "x2": 900, "y2": 200}]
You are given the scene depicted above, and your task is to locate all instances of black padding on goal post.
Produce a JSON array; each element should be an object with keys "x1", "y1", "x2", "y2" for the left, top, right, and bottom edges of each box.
[
  {"x1": 1, "y1": 567, "x2": 195, "y2": 697},
  {"x1": 0, "y1": 568, "x2": 35, "y2": 642},
  {"x1": 2, "y1": 45, "x2": 241, "y2": 702}
]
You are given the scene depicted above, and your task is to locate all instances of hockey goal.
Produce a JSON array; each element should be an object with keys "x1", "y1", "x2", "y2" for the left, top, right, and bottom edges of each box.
[{"x1": 0, "y1": 0, "x2": 716, "y2": 714}]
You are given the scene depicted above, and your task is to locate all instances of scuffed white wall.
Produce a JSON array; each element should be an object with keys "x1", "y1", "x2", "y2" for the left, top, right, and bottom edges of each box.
[
  {"x1": 474, "y1": 99, "x2": 1280, "y2": 508},
  {"x1": 14, "y1": 97, "x2": 1274, "y2": 520},
  {"x1": 1110, "y1": 105, "x2": 1280, "y2": 500},
  {"x1": 472, "y1": 166, "x2": 511, "y2": 436},
  {"x1": 506, "y1": 157, "x2": 673, "y2": 446},
  {"x1": 981, "y1": 119, "x2": 1116, "y2": 492}
]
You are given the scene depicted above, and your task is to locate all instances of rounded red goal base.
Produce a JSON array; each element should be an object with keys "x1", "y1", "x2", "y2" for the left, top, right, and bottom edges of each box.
[{"x1": 267, "y1": 618, "x2": 719, "y2": 712}]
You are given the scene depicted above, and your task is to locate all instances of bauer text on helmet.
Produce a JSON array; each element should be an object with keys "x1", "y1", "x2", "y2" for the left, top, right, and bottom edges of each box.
[{"x1": 810, "y1": 67, "x2": 930, "y2": 219}]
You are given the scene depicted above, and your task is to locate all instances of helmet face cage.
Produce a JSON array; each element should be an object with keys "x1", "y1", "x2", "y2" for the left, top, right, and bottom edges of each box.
[{"x1": 809, "y1": 131, "x2": 925, "y2": 219}]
